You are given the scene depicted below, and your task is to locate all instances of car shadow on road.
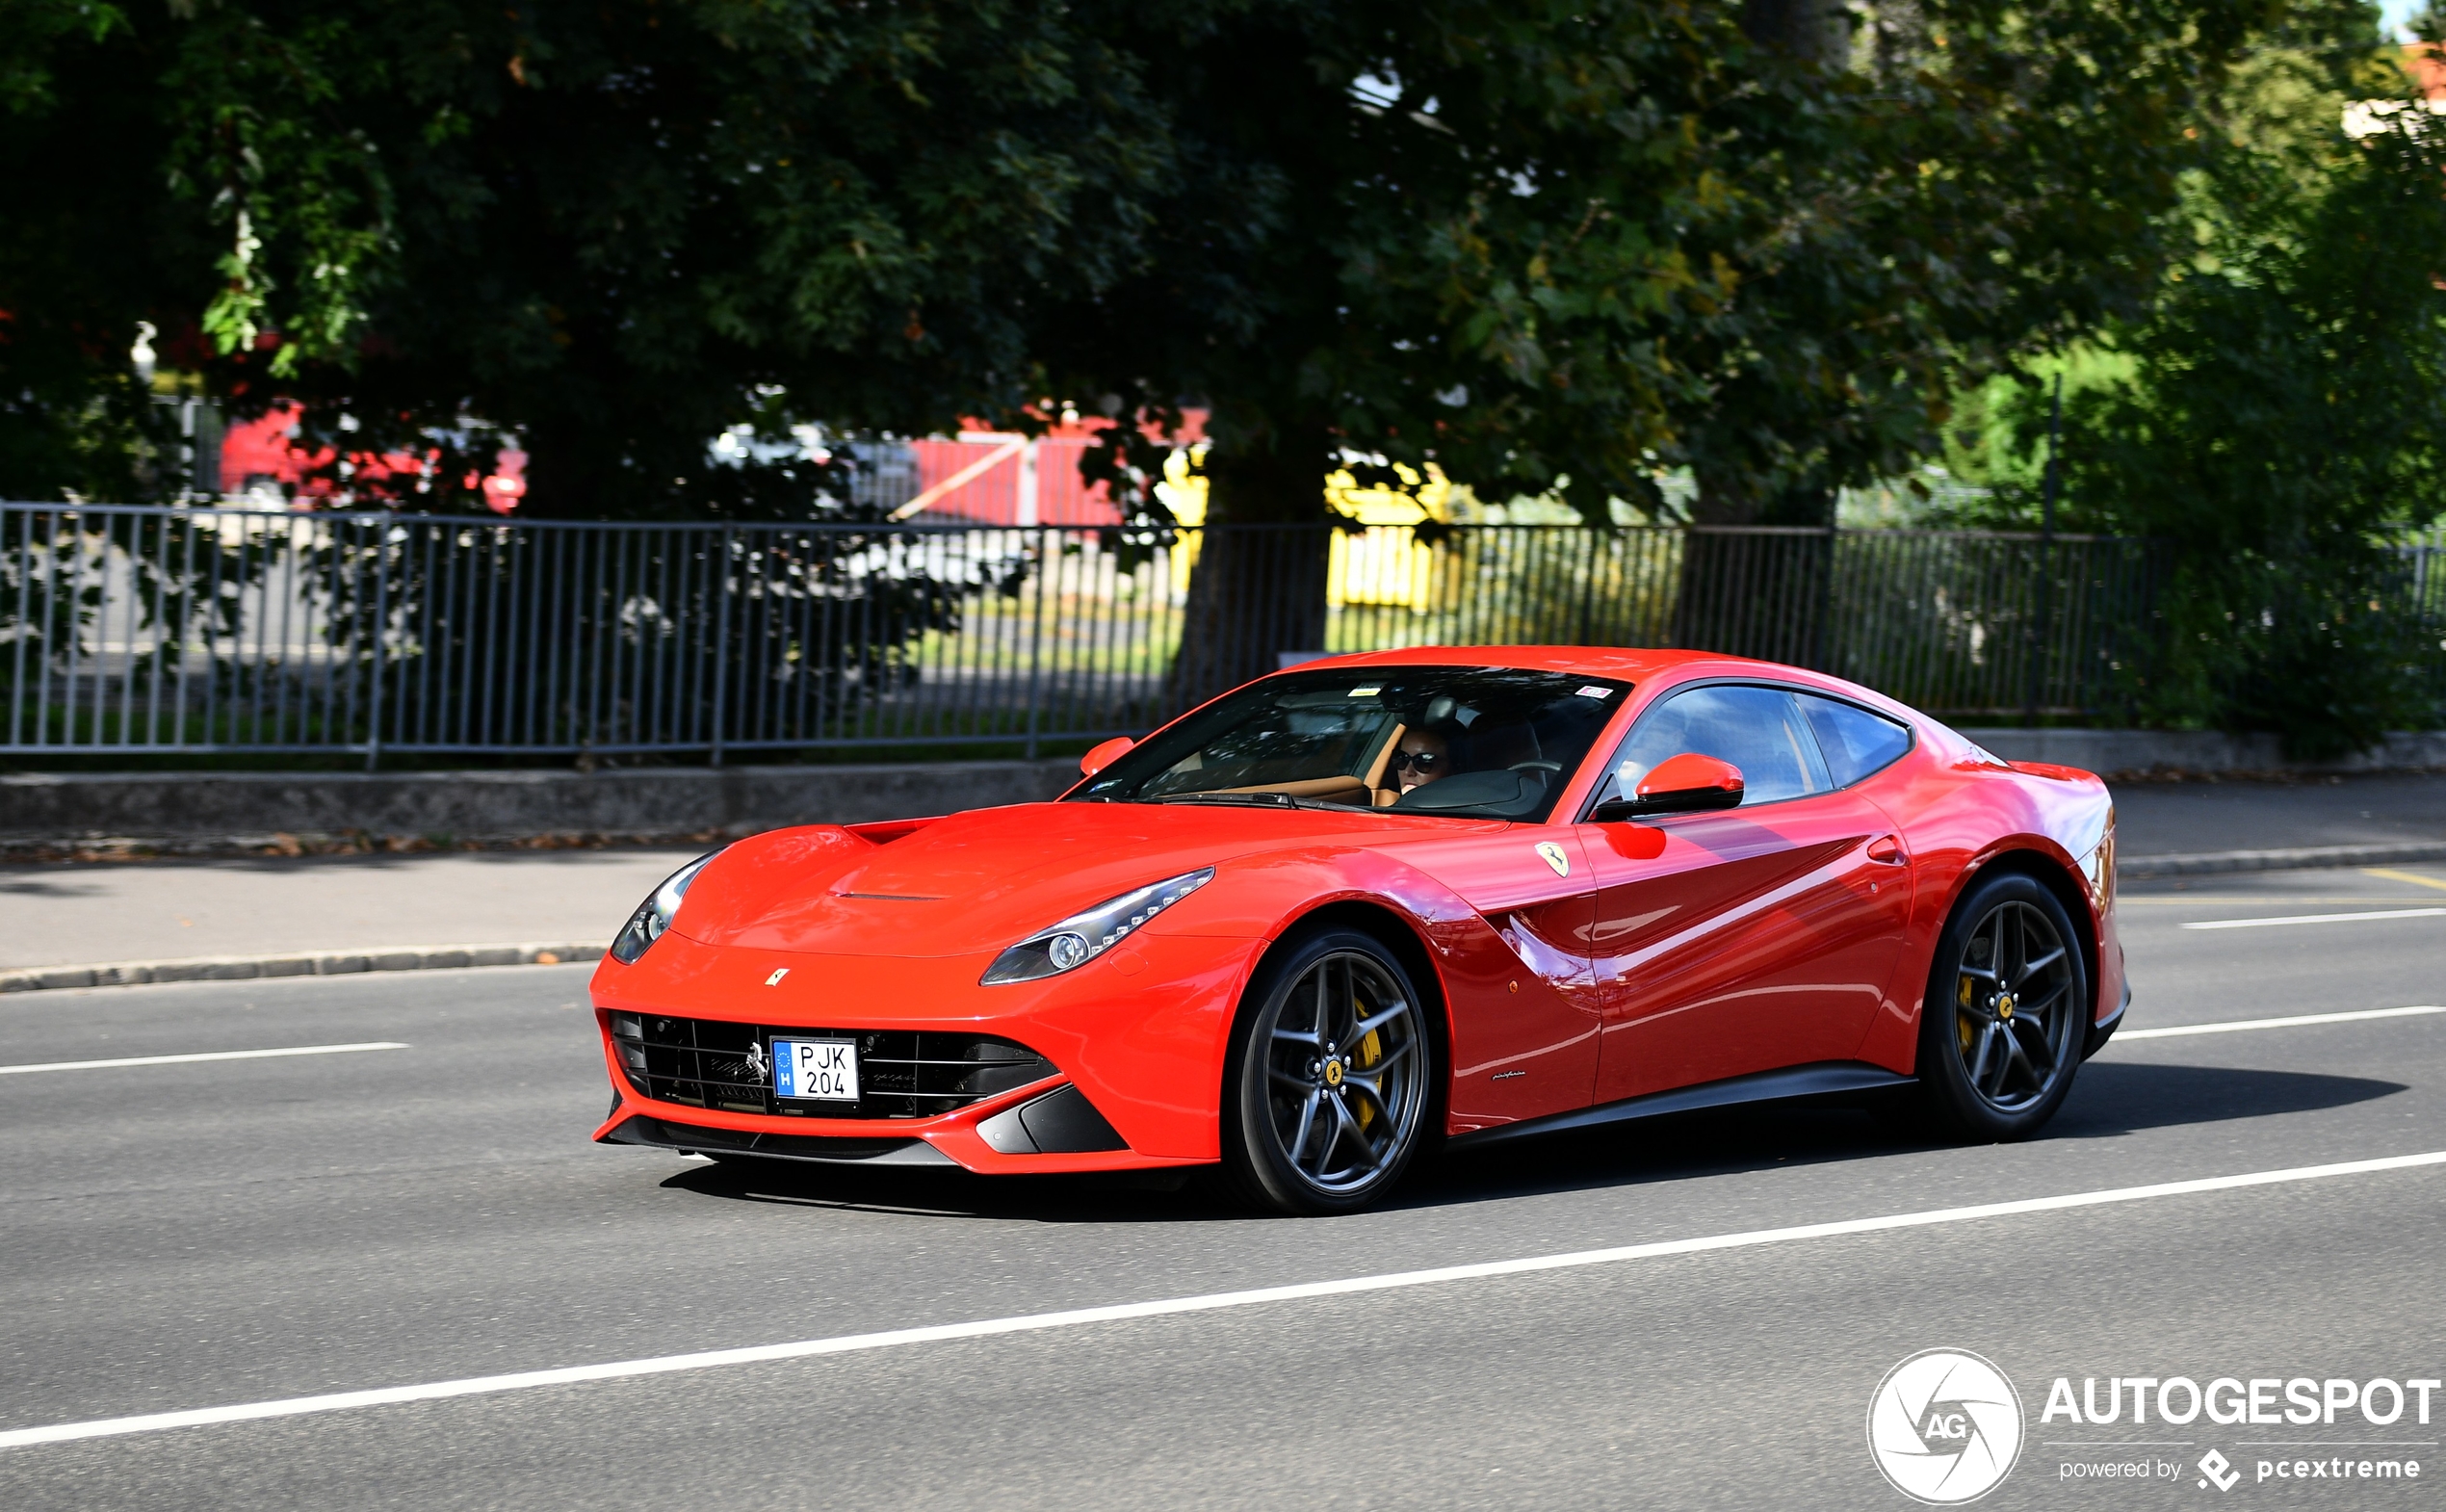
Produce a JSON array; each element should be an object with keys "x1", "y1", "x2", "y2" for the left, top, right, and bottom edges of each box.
[
  {"x1": 653, "y1": 1062, "x2": 2405, "y2": 1222},
  {"x1": 2047, "y1": 1061, "x2": 2405, "y2": 1139},
  {"x1": 1414, "y1": 1062, "x2": 2407, "y2": 1210}
]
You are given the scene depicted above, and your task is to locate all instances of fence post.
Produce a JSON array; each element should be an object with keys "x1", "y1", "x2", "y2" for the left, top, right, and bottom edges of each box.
[
  {"x1": 1023, "y1": 526, "x2": 1049, "y2": 760},
  {"x1": 709, "y1": 524, "x2": 734, "y2": 767},
  {"x1": 2026, "y1": 373, "x2": 2064, "y2": 726},
  {"x1": 364, "y1": 518, "x2": 387, "y2": 772}
]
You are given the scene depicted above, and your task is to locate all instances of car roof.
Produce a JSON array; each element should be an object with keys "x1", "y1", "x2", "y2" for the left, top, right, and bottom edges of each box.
[
  {"x1": 1279, "y1": 645, "x2": 1776, "y2": 680},
  {"x1": 1270, "y1": 645, "x2": 1924, "y2": 726}
]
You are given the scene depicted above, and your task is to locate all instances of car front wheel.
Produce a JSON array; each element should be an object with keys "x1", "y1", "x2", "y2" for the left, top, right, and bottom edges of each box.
[{"x1": 1222, "y1": 927, "x2": 1433, "y2": 1215}]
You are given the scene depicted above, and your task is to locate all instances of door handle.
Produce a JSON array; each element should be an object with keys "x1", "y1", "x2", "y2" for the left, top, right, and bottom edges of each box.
[{"x1": 1866, "y1": 834, "x2": 1907, "y2": 866}]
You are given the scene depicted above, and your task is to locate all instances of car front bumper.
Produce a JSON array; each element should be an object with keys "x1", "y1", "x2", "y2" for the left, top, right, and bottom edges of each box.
[{"x1": 587, "y1": 927, "x2": 1266, "y2": 1173}]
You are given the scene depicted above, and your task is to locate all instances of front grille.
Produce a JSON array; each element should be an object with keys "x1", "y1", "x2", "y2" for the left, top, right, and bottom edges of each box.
[{"x1": 609, "y1": 1013, "x2": 1053, "y2": 1120}]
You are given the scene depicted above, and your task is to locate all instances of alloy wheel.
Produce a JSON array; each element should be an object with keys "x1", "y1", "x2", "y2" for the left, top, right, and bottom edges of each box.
[
  {"x1": 1950, "y1": 899, "x2": 2078, "y2": 1113},
  {"x1": 1259, "y1": 949, "x2": 1427, "y2": 1198}
]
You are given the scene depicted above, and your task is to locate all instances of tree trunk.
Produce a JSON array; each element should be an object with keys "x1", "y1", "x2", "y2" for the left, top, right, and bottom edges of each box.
[
  {"x1": 513, "y1": 413, "x2": 612, "y2": 520},
  {"x1": 1167, "y1": 418, "x2": 1334, "y2": 713},
  {"x1": 1664, "y1": 3, "x2": 1851, "y2": 668},
  {"x1": 1670, "y1": 465, "x2": 1837, "y2": 666}
]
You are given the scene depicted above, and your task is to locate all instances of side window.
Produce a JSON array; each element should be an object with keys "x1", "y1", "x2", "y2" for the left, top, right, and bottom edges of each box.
[
  {"x1": 1795, "y1": 693, "x2": 1913, "y2": 787},
  {"x1": 1595, "y1": 684, "x2": 1832, "y2": 808}
]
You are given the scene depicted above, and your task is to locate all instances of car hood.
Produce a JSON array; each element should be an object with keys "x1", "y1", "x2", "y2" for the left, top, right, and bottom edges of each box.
[{"x1": 670, "y1": 801, "x2": 1497, "y2": 958}]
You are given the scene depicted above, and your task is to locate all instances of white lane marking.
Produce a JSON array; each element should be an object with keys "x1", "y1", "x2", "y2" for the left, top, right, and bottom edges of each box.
[
  {"x1": 0, "y1": 1042, "x2": 409, "y2": 1076},
  {"x1": 2179, "y1": 907, "x2": 2446, "y2": 931},
  {"x1": 2, "y1": 1148, "x2": 2440, "y2": 1451},
  {"x1": 2116, "y1": 1005, "x2": 2446, "y2": 1041}
]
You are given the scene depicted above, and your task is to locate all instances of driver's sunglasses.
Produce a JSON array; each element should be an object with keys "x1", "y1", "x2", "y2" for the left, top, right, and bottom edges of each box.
[{"x1": 1392, "y1": 750, "x2": 1445, "y2": 773}]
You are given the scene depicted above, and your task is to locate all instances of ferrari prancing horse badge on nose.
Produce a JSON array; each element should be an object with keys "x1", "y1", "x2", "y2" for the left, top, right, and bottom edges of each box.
[{"x1": 1535, "y1": 841, "x2": 1570, "y2": 878}]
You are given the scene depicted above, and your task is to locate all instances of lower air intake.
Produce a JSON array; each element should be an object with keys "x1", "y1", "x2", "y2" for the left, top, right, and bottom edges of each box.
[
  {"x1": 605, "y1": 1115, "x2": 955, "y2": 1165},
  {"x1": 608, "y1": 1013, "x2": 1052, "y2": 1120}
]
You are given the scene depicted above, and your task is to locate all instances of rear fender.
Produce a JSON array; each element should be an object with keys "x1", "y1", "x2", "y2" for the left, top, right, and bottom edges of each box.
[{"x1": 1853, "y1": 749, "x2": 2119, "y2": 1073}]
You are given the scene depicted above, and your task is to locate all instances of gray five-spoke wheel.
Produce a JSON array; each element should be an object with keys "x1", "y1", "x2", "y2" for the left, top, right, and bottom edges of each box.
[
  {"x1": 1949, "y1": 899, "x2": 2076, "y2": 1113},
  {"x1": 1259, "y1": 949, "x2": 1427, "y2": 1199}
]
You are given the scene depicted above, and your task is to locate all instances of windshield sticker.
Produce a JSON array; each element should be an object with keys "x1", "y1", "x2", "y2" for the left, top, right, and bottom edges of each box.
[
  {"x1": 1348, "y1": 686, "x2": 1381, "y2": 697},
  {"x1": 1576, "y1": 686, "x2": 1613, "y2": 698}
]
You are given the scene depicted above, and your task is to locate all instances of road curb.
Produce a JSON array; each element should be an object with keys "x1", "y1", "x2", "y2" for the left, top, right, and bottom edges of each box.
[
  {"x1": 0, "y1": 942, "x2": 605, "y2": 995},
  {"x1": 2117, "y1": 841, "x2": 2446, "y2": 879}
]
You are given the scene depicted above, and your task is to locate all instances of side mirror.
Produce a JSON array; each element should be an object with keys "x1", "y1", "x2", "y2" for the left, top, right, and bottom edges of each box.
[
  {"x1": 1589, "y1": 752, "x2": 1745, "y2": 821},
  {"x1": 1080, "y1": 736, "x2": 1136, "y2": 778}
]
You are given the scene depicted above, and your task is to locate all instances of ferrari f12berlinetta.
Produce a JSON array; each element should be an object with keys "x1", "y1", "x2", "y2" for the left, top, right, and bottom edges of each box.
[{"x1": 592, "y1": 648, "x2": 2122, "y2": 1212}]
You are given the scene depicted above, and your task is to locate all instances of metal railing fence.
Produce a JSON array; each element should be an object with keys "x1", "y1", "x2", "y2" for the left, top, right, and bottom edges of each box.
[
  {"x1": 1, "y1": 503, "x2": 2173, "y2": 762},
  {"x1": 2403, "y1": 536, "x2": 2446, "y2": 711}
]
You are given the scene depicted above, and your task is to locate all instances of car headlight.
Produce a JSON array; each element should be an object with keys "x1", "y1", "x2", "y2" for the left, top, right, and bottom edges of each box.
[
  {"x1": 980, "y1": 868, "x2": 1213, "y2": 985},
  {"x1": 608, "y1": 851, "x2": 720, "y2": 964}
]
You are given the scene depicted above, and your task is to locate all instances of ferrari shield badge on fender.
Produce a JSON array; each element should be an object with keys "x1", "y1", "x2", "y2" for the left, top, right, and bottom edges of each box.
[
  {"x1": 765, "y1": 967, "x2": 791, "y2": 986},
  {"x1": 1534, "y1": 842, "x2": 1570, "y2": 878}
]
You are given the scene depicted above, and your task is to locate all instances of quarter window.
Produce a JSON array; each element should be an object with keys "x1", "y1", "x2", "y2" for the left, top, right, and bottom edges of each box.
[{"x1": 1794, "y1": 693, "x2": 1913, "y2": 787}]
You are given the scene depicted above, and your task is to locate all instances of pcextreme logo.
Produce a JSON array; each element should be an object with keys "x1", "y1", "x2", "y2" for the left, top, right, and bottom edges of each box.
[{"x1": 1868, "y1": 1348, "x2": 2026, "y2": 1504}]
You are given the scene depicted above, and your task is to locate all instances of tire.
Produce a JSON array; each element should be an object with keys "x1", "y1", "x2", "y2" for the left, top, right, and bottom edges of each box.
[
  {"x1": 1913, "y1": 870, "x2": 2090, "y2": 1141},
  {"x1": 1221, "y1": 926, "x2": 1435, "y2": 1215}
]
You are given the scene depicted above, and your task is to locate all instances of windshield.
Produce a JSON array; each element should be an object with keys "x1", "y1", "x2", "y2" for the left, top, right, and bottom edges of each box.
[{"x1": 1070, "y1": 666, "x2": 1631, "y2": 821}]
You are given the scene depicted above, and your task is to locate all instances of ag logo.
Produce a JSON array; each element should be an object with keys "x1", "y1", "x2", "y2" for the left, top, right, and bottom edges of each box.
[
  {"x1": 1534, "y1": 841, "x2": 1570, "y2": 878},
  {"x1": 1867, "y1": 1348, "x2": 2024, "y2": 1504}
]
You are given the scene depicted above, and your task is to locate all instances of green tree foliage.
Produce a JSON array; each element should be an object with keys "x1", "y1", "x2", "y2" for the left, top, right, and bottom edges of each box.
[
  {"x1": 0, "y1": 0, "x2": 191, "y2": 499},
  {"x1": 8, "y1": 0, "x2": 2409, "y2": 720},
  {"x1": 11, "y1": 1, "x2": 2281, "y2": 518},
  {"x1": 1981, "y1": 12, "x2": 2446, "y2": 753},
  {"x1": 1032, "y1": 0, "x2": 2291, "y2": 689},
  {"x1": 1672, "y1": 0, "x2": 2288, "y2": 528},
  {"x1": 2, "y1": 0, "x2": 1175, "y2": 513}
]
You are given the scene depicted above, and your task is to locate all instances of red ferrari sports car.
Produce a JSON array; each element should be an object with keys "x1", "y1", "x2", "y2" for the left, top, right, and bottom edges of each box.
[{"x1": 591, "y1": 647, "x2": 2123, "y2": 1213}]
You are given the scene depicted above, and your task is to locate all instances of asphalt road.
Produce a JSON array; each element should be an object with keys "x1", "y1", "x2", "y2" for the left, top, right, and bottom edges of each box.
[{"x1": 3, "y1": 867, "x2": 2443, "y2": 1509}]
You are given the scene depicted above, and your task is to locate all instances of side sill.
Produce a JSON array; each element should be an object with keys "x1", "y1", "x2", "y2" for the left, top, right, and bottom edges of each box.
[
  {"x1": 603, "y1": 1114, "x2": 958, "y2": 1166},
  {"x1": 2084, "y1": 980, "x2": 2131, "y2": 1061},
  {"x1": 1447, "y1": 1061, "x2": 1915, "y2": 1151}
]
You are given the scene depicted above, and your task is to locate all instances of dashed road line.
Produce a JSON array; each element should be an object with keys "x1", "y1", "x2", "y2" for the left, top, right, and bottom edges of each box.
[
  {"x1": 2115, "y1": 1005, "x2": 2444, "y2": 1041},
  {"x1": 0, "y1": 1042, "x2": 409, "y2": 1076},
  {"x1": 2178, "y1": 908, "x2": 2446, "y2": 931}
]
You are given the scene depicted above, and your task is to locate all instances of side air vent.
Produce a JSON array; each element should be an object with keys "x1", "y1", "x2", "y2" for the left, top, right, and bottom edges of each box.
[{"x1": 975, "y1": 1085, "x2": 1129, "y2": 1154}]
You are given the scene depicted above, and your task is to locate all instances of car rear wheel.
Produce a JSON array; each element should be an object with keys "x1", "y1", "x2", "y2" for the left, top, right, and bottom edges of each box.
[
  {"x1": 1915, "y1": 871, "x2": 2090, "y2": 1140},
  {"x1": 1223, "y1": 927, "x2": 1433, "y2": 1215}
]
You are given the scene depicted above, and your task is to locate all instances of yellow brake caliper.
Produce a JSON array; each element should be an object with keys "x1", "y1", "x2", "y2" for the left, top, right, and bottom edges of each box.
[
  {"x1": 1957, "y1": 975, "x2": 1976, "y2": 1052},
  {"x1": 1354, "y1": 1028, "x2": 1382, "y2": 1130}
]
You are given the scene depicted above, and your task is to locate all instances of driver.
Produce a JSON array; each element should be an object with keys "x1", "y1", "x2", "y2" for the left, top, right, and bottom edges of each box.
[{"x1": 1391, "y1": 728, "x2": 1450, "y2": 795}]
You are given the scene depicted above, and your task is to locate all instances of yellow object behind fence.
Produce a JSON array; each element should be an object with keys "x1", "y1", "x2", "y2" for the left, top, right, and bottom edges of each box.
[{"x1": 1154, "y1": 450, "x2": 1450, "y2": 613}]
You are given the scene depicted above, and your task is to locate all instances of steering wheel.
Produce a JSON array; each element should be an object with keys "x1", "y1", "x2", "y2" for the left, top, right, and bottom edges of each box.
[{"x1": 1508, "y1": 760, "x2": 1563, "y2": 773}]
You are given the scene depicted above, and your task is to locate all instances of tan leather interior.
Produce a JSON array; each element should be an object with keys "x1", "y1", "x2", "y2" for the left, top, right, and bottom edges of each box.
[
  {"x1": 1210, "y1": 719, "x2": 1406, "y2": 809},
  {"x1": 1215, "y1": 775, "x2": 1372, "y2": 802}
]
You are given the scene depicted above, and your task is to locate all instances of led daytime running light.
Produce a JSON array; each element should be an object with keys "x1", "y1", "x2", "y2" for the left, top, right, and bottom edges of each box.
[{"x1": 981, "y1": 868, "x2": 1214, "y2": 984}]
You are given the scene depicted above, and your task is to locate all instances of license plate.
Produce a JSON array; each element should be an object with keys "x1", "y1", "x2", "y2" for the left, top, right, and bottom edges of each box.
[{"x1": 772, "y1": 1038, "x2": 860, "y2": 1102}]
